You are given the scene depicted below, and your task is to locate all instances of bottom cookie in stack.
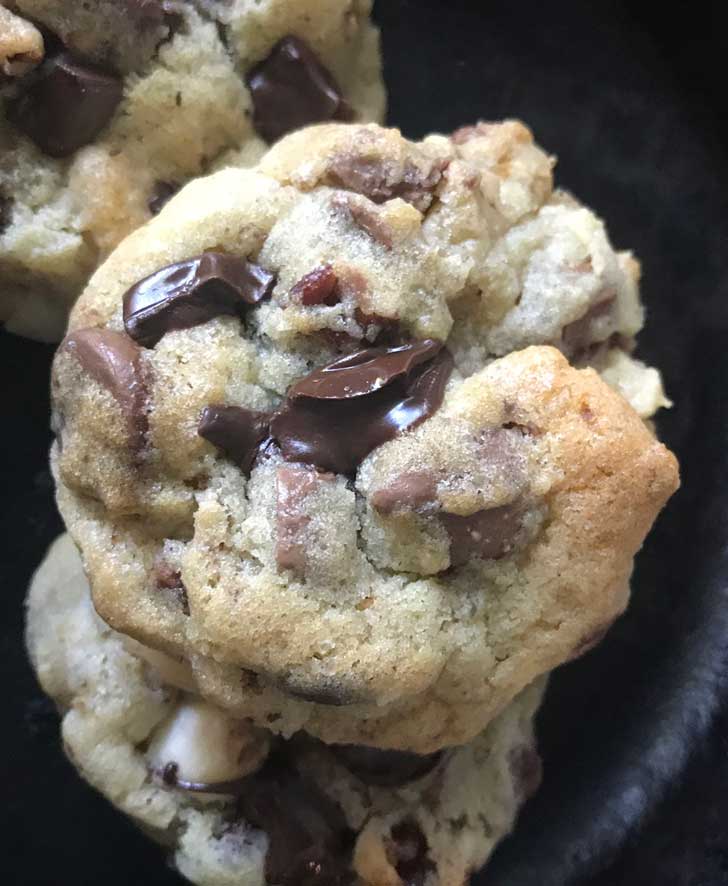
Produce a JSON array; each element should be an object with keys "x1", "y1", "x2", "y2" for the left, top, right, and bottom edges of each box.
[{"x1": 25, "y1": 533, "x2": 545, "y2": 886}]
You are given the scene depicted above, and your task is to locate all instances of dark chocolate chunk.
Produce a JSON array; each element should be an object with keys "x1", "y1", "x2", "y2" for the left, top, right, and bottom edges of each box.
[
  {"x1": 270, "y1": 342, "x2": 452, "y2": 475},
  {"x1": 288, "y1": 339, "x2": 441, "y2": 400},
  {"x1": 147, "y1": 180, "x2": 180, "y2": 215},
  {"x1": 237, "y1": 752, "x2": 354, "y2": 885},
  {"x1": 246, "y1": 35, "x2": 351, "y2": 144},
  {"x1": 62, "y1": 327, "x2": 148, "y2": 449},
  {"x1": 326, "y1": 155, "x2": 444, "y2": 212},
  {"x1": 331, "y1": 745, "x2": 442, "y2": 786},
  {"x1": 6, "y1": 51, "x2": 122, "y2": 158},
  {"x1": 388, "y1": 820, "x2": 434, "y2": 886},
  {"x1": 441, "y1": 502, "x2": 523, "y2": 567},
  {"x1": 198, "y1": 405, "x2": 271, "y2": 475},
  {"x1": 291, "y1": 264, "x2": 340, "y2": 306},
  {"x1": 123, "y1": 252, "x2": 276, "y2": 347}
]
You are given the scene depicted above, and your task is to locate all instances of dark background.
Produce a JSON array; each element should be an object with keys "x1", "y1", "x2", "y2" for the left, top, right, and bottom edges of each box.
[{"x1": 2, "y1": 0, "x2": 728, "y2": 883}]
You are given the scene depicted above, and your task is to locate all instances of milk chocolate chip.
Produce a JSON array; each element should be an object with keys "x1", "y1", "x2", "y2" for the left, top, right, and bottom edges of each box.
[
  {"x1": 238, "y1": 753, "x2": 354, "y2": 885},
  {"x1": 270, "y1": 341, "x2": 453, "y2": 474},
  {"x1": 370, "y1": 471, "x2": 438, "y2": 515},
  {"x1": 332, "y1": 745, "x2": 442, "y2": 786},
  {"x1": 6, "y1": 51, "x2": 122, "y2": 158},
  {"x1": 387, "y1": 820, "x2": 434, "y2": 886},
  {"x1": 561, "y1": 292, "x2": 616, "y2": 357},
  {"x1": 123, "y1": 252, "x2": 276, "y2": 347},
  {"x1": 198, "y1": 405, "x2": 271, "y2": 475},
  {"x1": 246, "y1": 35, "x2": 352, "y2": 144},
  {"x1": 276, "y1": 464, "x2": 333, "y2": 572},
  {"x1": 291, "y1": 264, "x2": 340, "y2": 306},
  {"x1": 442, "y1": 501, "x2": 523, "y2": 566},
  {"x1": 62, "y1": 328, "x2": 148, "y2": 449},
  {"x1": 326, "y1": 155, "x2": 444, "y2": 213}
]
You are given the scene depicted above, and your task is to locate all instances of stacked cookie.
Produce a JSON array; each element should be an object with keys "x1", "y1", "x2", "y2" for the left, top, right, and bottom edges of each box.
[{"x1": 14, "y1": 4, "x2": 678, "y2": 886}]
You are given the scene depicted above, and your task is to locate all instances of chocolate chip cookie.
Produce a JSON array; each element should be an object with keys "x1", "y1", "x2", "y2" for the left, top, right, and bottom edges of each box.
[
  {"x1": 51, "y1": 121, "x2": 679, "y2": 753},
  {"x1": 0, "y1": 0, "x2": 384, "y2": 341},
  {"x1": 26, "y1": 533, "x2": 547, "y2": 886}
]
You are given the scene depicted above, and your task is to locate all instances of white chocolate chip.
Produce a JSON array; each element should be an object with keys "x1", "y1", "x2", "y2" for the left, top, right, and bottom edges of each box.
[
  {"x1": 147, "y1": 698, "x2": 269, "y2": 788},
  {"x1": 122, "y1": 635, "x2": 197, "y2": 692}
]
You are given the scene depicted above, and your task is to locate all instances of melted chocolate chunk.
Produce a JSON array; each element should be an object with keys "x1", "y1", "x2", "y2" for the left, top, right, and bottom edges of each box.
[
  {"x1": 147, "y1": 180, "x2": 179, "y2": 215},
  {"x1": 289, "y1": 340, "x2": 441, "y2": 400},
  {"x1": 62, "y1": 328, "x2": 148, "y2": 449},
  {"x1": 291, "y1": 264, "x2": 340, "y2": 306},
  {"x1": 6, "y1": 51, "x2": 122, "y2": 158},
  {"x1": 123, "y1": 252, "x2": 276, "y2": 347},
  {"x1": 246, "y1": 36, "x2": 351, "y2": 144},
  {"x1": 237, "y1": 752, "x2": 354, "y2": 885},
  {"x1": 270, "y1": 342, "x2": 453, "y2": 475},
  {"x1": 388, "y1": 820, "x2": 434, "y2": 886},
  {"x1": 331, "y1": 745, "x2": 442, "y2": 786},
  {"x1": 198, "y1": 405, "x2": 271, "y2": 475},
  {"x1": 441, "y1": 502, "x2": 523, "y2": 567},
  {"x1": 326, "y1": 155, "x2": 444, "y2": 213}
]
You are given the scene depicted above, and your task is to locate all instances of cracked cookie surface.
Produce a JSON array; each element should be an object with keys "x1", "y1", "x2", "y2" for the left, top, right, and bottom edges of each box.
[
  {"x1": 0, "y1": 0, "x2": 384, "y2": 340},
  {"x1": 51, "y1": 120, "x2": 679, "y2": 752},
  {"x1": 26, "y1": 533, "x2": 546, "y2": 886}
]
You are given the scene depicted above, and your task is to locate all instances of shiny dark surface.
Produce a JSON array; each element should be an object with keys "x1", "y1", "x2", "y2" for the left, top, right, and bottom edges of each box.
[
  {"x1": 123, "y1": 253, "x2": 275, "y2": 347},
  {"x1": 2, "y1": 1, "x2": 728, "y2": 884},
  {"x1": 6, "y1": 51, "x2": 122, "y2": 158},
  {"x1": 246, "y1": 36, "x2": 351, "y2": 144}
]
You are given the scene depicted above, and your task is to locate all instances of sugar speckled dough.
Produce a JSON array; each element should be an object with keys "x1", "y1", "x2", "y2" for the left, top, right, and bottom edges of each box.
[
  {"x1": 26, "y1": 533, "x2": 547, "y2": 886},
  {"x1": 0, "y1": 0, "x2": 384, "y2": 340},
  {"x1": 51, "y1": 121, "x2": 679, "y2": 753}
]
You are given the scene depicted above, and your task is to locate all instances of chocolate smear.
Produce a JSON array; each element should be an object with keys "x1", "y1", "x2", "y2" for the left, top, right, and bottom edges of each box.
[
  {"x1": 62, "y1": 328, "x2": 148, "y2": 449},
  {"x1": 332, "y1": 745, "x2": 442, "y2": 786},
  {"x1": 6, "y1": 51, "x2": 122, "y2": 158},
  {"x1": 237, "y1": 751, "x2": 355, "y2": 885},
  {"x1": 198, "y1": 405, "x2": 271, "y2": 475},
  {"x1": 508, "y1": 744, "x2": 543, "y2": 801},
  {"x1": 441, "y1": 501, "x2": 523, "y2": 566},
  {"x1": 387, "y1": 820, "x2": 434, "y2": 886},
  {"x1": 246, "y1": 35, "x2": 352, "y2": 144},
  {"x1": 291, "y1": 264, "x2": 340, "y2": 306},
  {"x1": 270, "y1": 341, "x2": 453, "y2": 474},
  {"x1": 123, "y1": 252, "x2": 276, "y2": 347}
]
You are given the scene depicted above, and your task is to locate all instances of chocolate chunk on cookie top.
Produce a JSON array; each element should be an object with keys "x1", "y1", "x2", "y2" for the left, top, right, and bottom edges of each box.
[
  {"x1": 270, "y1": 342, "x2": 453, "y2": 474},
  {"x1": 61, "y1": 328, "x2": 148, "y2": 450},
  {"x1": 7, "y1": 51, "x2": 122, "y2": 158},
  {"x1": 123, "y1": 253, "x2": 276, "y2": 347},
  {"x1": 247, "y1": 36, "x2": 353, "y2": 144}
]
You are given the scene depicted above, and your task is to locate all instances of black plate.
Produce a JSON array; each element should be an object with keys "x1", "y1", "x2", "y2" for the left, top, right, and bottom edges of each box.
[{"x1": 3, "y1": 1, "x2": 728, "y2": 884}]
